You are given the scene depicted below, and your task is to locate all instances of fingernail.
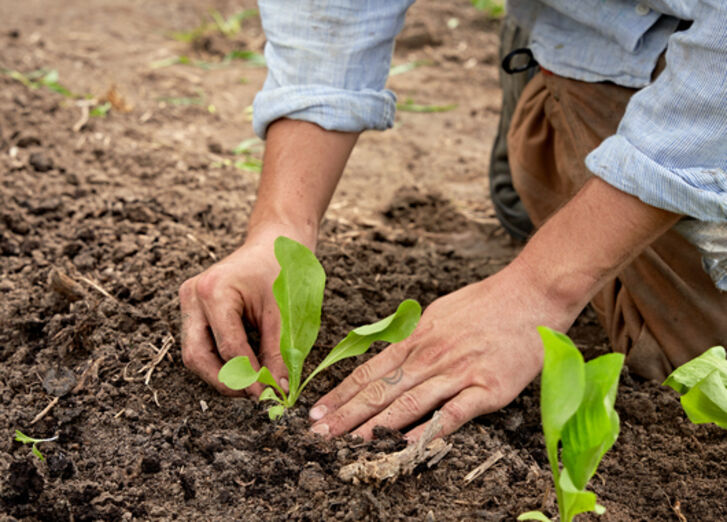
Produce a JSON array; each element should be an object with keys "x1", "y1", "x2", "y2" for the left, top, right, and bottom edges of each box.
[
  {"x1": 280, "y1": 378, "x2": 289, "y2": 392},
  {"x1": 310, "y1": 423, "x2": 329, "y2": 436},
  {"x1": 309, "y1": 405, "x2": 327, "y2": 421}
]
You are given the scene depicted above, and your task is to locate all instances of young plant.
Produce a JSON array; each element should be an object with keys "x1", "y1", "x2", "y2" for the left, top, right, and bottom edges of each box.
[
  {"x1": 663, "y1": 346, "x2": 727, "y2": 429},
  {"x1": 218, "y1": 236, "x2": 421, "y2": 420},
  {"x1": 518, "y1": 327, "x2": 624, "y2": 522},
  {"x1": 14, "y1": 430, "x2": 58, "y2": 461}
]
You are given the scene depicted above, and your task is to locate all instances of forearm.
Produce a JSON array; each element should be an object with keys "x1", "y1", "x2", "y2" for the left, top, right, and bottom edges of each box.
[
  {"x1": 513, "y1": 177, "x2": 681, "y2": 321},
  {"x1": 247, "y1": 119, "x2": 359, "y2": 248}
]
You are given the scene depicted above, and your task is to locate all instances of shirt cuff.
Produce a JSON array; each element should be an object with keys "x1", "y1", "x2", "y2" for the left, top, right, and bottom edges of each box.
[
  {"x1": 586, "y1": 135, "x2": 727, "y2": 223},
  {"x1": 253, "y1": 85, "x2": 397, "y2": 139}
]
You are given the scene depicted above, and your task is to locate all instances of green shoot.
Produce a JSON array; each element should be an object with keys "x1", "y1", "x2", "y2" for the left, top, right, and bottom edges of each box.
[
  {"x1": 150, "y1": 51, "x2": 265, "y2": 71},
  {"x1": 389, "y1": 60, "x2": 432, "y2": 77},
  {"x1": 90, "y1": 101, "x2": 112, "y2": 118},
  {"x1": 14, "y1": 430, "x2": 58, "y2": 461},
  {"x1": 3, "y1": 68, "x2": 77, "y2": 98},
  {"x1": 518, "y1": 327, "x2": 624, "y2": 522},
  {"x1": 218, "y1": 236, "x2": 421, "y2": 420},
  {"x1": 663, "y1": 346, "x2": 727, "y2": 429},
  {"x1": 396, "y1": 98, "x2": 457, "y2": 113},
  {"x1": 470, "y1": 0, "x2": 506, "y2": 18},
  {"x1": 168, "y1": 9, "x2": 258, "y2": 42}
]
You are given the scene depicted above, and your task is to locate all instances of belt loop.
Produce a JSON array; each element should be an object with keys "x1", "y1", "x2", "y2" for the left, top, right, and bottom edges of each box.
[{"x1": 501, "y1": 48, "x2": 539, "y2": 74}]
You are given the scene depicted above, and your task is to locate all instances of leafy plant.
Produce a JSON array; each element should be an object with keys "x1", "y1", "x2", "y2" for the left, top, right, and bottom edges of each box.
[
  {"x1": 218, "y1": 236, "x2": 421, "y2": 420},
  {"x1": 14, "y1": 430, "x2": 58, "y2": 461},
  {"x1": 663, "y1": 346, "x2": 727, "y2": 429},
  {"x1": 518, "y1": 327, "x2": 624, "y2": 522}
]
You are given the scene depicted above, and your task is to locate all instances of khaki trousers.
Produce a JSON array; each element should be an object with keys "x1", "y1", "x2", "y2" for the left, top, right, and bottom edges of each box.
[{"x1": 507, "y1": 71, "x2": 727, "y2": 381}]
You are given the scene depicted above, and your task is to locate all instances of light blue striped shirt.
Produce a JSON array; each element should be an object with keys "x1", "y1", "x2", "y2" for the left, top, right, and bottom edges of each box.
[{"x1": 252, "y1": 0, "x2": 727, "y2": 290}]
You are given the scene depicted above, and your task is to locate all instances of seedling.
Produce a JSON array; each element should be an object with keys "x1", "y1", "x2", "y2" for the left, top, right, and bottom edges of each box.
[
  {"x1": 471, "y1": 0, "x2": 505, "y2": 18},
  {"x1": 519, "y1": 327, "x2": 624, "y2": 522},
  {"x1": 218, "y1": 236, "x2": 421, "y2": 420},
  {"x1": 663, "y1": 346, "x2": 727, "y2": 429},
  {"x1": 14, "y1": 430, "x2": 58, "y2": 461},
  {"x1": 396, "y1": 98, "x2": 457, "y2": 113}
]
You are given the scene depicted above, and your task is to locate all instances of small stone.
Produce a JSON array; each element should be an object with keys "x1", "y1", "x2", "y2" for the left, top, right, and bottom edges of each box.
[
  {"x1": 200, "y1": 400, "x2": 209, "y2": 412},
  {"x1": 124, "y1": 409, "x2": 139, "y2": 421},
  {"x1": 112, "y1": 242, "x2": 137, "y2": 263},
  {"x1": 141, "y1": 456, "x2": 161, "y2": 474},
  {"x1": 29, "y1": 152, "x2": 53, "y2": 172},
  {"x1": 16, "y1": 135, "x2": 41, "y2": 148},
  {"x1": 0, "y1": 279, "x2": 15, "y2": 292},
  {"x1": 42, "y1": 367, "x2": 77, "y2": 397}
]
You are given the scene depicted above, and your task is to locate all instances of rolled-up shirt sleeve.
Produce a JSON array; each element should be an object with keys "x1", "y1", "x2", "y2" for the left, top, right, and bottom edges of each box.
[
  {"x1": 253, "y1": 0, "x2": 415, "y2": 139},
  {"x1": 586, "y1": 3, "x2": 727, "y2": 223}
]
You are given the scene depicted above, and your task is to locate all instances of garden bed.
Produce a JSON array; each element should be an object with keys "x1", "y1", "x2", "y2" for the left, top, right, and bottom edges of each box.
[{"x1": 1, "y1": 1, "x2": 725, "y2": 520}]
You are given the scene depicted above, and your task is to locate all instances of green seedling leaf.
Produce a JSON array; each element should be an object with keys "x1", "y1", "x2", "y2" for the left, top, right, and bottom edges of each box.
[
  {"x1": 517, "y1": 511, "x2": 551, "y2": 521},
  {"x1": 259, "y1": 387, "x2": 283, "y2": 404},
  {"x1": 224, "y1": 50, "x2": 267, "y2": 67},
  {"x1": 232, "y1": 137, "x2": 263, "y2": 155},
  {"x1": 528, "y1": 327, "x2": 623, "y2": 522},
  {"x1": 559, "y1": 469, "x2": 600, "y2": 521},
  {"x1": 664, "y1": 346, "x2": 727, "y2": 394},
  {"x1": 389, "y1": 60, "x2": 432, "y2": 77},
  {"x1": 470, "y1": 0, "x2": 505, "y2": 17},
  {"x1": 397, "y1": 98, "x2": 457, "y2": 113},
  {"x1": 538, "y1": 326, "x2": 585, "y2": 475},
  {"x1": 560, "y1": 353, "x2": 623, "y2": 490},
  {"x1": 679, "y1": 370, "x2": 727, "y2": 429},
  {"x1": 219, "y1": 236, "x2": 421, "y2": 418},
  {"x1": 234, "y1": 158, "x2": 262, "y2": 173},
  {"x1": 90, "y1": 101, "x2": 112, "y2": 118},
  {"x1": 268, "y1": 405, "x2": 285, "y2": 420},
  {"x1": 14, "y1": 430, "x2": 58, "y2": 461},
  {"x1": 273, "y1": 236, "x2": 326, "y2": 402},
  {"x1": 218, "y1": 356, "x2": 283, "y2": 395},
  {"x1": 302, "y1": 299, "x2": 421, "y2": 391}
]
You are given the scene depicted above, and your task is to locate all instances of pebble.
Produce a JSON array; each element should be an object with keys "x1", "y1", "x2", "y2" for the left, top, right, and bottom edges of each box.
[
  {"x1": 0, "y1": 279, "x2": 15, "y2": 292},
  {"x1": 28, "y1": 152, "x2": 53, "y2": 172}
]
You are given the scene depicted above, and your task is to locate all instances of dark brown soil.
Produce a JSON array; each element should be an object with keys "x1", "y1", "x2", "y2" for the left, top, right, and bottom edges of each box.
[{"x1": 1, "y1": 1, "x2": 726, "y2": 521}]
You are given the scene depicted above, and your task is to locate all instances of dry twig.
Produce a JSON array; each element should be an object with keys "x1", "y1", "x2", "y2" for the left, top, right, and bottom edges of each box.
[
  {"x1": 339, "y1": 411, "x2": 453, "y2": 483},
  {"x1": 30, "y1": 396, "x2": 60, "y2": 425},
  {"x1": 463, "y1": 450, "x2": 505, "y2": 483}
]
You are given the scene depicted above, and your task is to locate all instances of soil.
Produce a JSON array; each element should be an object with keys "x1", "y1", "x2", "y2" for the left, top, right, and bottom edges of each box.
[{"x1": 1, "y1": 1, "x2": 726, "y2": 521}]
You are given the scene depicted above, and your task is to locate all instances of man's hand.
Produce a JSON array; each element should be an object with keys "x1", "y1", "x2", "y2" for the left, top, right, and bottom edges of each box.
[
  {"x1": 179, "y1": 119, "x2": 359, "y2": 396},
  {"x1": 309, "y1": 178, "x2": 680, "y2": 440},
  {"x1": 179, "y1": 228, "x2": 297, "y2": 396},
  {"x1": 308, "y1": 260, "x2": 576, "y2": 440}
]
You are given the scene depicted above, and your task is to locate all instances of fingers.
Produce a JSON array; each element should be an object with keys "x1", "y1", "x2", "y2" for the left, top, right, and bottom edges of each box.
[
  {"x1": 351, "y1": 376, "x2": 461, "y2": 440},
  {"x1": 180, "y1": 278, "x2": 263, "y2": 396},
  {"x1": 180, "y1": 292, "x2": 244, "y2": 397},
  {"x1": 405, "y1": 387, "x2": 491, "y2": 441},
  {"x1": 309, "y1": 340, "x2": 411, "y2": 423}
]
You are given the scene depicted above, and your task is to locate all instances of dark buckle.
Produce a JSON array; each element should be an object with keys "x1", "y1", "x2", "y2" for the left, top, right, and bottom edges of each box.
[{"x1": 502, "y1": 48, "x2": 538, "y2": 74}]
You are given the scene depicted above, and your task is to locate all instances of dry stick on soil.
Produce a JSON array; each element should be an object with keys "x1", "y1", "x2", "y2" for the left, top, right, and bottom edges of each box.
[
  {"x1": 338, "y1": 411, "x2": 453, "y2": 484},
  {"x1": 30, "y1": 396, "x2": 60, "y2": 425},
  {"x1": 185, "y1": 233, "x2": 218, "y2": 261},
  {"x1": 462, "y1": 449, "x2": 505, "y2": 483}
]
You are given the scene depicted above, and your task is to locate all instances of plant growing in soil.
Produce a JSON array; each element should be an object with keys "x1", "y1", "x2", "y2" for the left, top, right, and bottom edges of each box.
[
  {"x1": 218, "y1": 236, "x2": 421, "y2": 420},
  {"x1": 663, "y1": 345, "x2": 727, "y2": 429},
  {"x1": 14, "y1": 430, "x2": 58, "y2": 461},
  {"x1": 519, "y1": 327, "x2": 624, "y2": 522}
]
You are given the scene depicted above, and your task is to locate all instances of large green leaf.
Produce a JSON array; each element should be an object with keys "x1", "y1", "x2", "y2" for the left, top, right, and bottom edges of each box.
[
  {"x1": 272, "y1": 236, "x2": 326, "y2": 399},
  {"x1": 300, "y1": 300, "x2": 422, "y2": 394},
  {"x1": 538, "y1": 326, "x2": 586, "y2": 475},
  {"x1": 680, "y1": 369, "x2": 727, "y2": 429},
  {"x1": 560, "y1": 353, "x2": 624, "y2": 490},
  {"x1": 663, "y1": 346, "x2": 727, "y2": 394},
  {"x1": 218, "y1": 356, "x2": 280, "y2": 392}
]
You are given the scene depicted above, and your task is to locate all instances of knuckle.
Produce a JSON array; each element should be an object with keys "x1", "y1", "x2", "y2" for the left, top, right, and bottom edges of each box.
[
  {"x1": 396, "y1": 391, "x2": 421, "y2": 414},
  {"x1": 360, "y1": 381, "x2": 388, "y2": 410},
  {"x1": 411, "y1": 341, "x2": 451, "y2": 372},
  {"x1": 443, "y1": 400, "x2": 468, "y2": 426},
  {"x1": 196, "y1": 271, "x2": 221, "y2": 301},
  {"x1": 349, "y1": 364, "x2": 374, "y2": 388}
]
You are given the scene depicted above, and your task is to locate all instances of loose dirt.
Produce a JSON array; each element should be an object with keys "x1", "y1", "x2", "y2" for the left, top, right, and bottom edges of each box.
[{"x1": 1, "y1": 1, "x2": 725, "y2": 521}]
